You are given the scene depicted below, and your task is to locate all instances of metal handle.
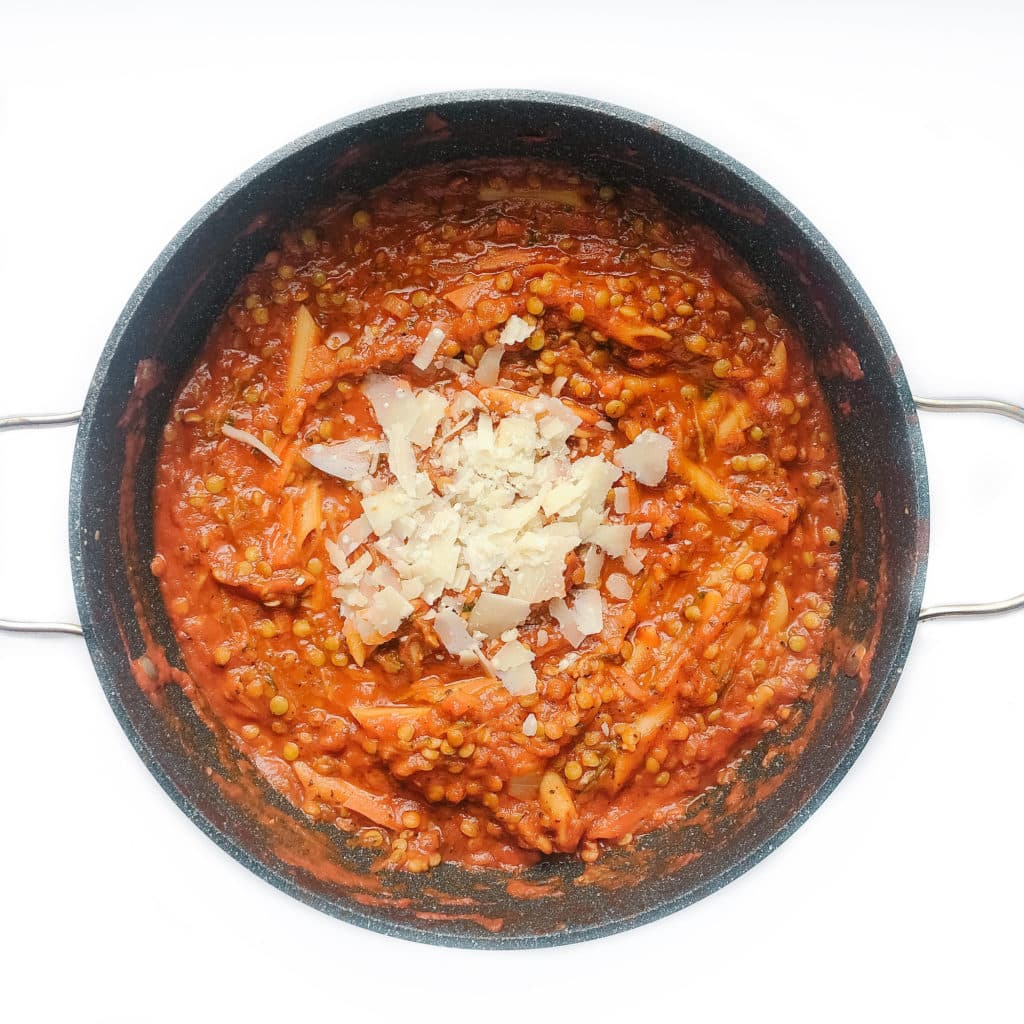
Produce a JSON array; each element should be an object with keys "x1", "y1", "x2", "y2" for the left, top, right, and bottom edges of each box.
[
  {"x1": 914, "y1": 396, "x2": 1024, "y2": 622},
  {"x1": 4, "y1": 398, "x2": 1021, "y2": 630},
  {"x1": 0, "y1": 411, "x2": 84, "y2": 637}
]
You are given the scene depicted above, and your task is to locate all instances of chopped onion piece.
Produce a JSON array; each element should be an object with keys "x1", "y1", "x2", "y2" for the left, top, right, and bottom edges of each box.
[
  {"x1": 221, "y1": 424, "x2": 282, "y2": 465},
  {"x1": 606, "y1": 573, "x2": 632, "y2": 600},
  {"x1": 412, "y1": 326, "x2": 446, "y2": 370},
  {"x1": 522, "y1": 713, "x2": 538, "y2": 737}
]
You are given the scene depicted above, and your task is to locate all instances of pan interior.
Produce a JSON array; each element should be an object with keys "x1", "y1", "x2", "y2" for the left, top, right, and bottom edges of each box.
[{"x1": 70, "y1": 92, "x2": 928, "y2": 947}]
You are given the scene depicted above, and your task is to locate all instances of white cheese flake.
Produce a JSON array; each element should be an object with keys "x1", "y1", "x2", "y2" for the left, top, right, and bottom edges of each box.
[
  {"x1": 491, "y1": 639, "x2": 537, "y2": 695},
  {"x1": 622, "y1": 547, "x2": 645, "y2": 574},
  {"x1": 412, "y1": 326, "x2": 446, "y2": 370},
  {"x1": 573, "y1": 589, "x2": 604, "y2": 636},
  {"x1": 308, "y1": 374, "x2": 655, "y2": 690},
  {"x1": 474, "y1": 343, "x2": 504, "y2": 386},
  {"x1": 434, "y1": 609, "x2": 476, "y2": 656},
  {"x1": 222, "y1": 423, "x2": 282, "y2": 465},
  {"x1": 468, "y1": 592, "x2": 531, "y2": 638},
  {"x1": 583, "y1": 545, "x2": 605, "y2": 586},
  {"x1": 304, "y1": 438, "x2": 385, "y2": 481},
  {"x1": 549, "y1": 596, "x2": 585, "y2": 648},
  {"x1": 497, "y1": 314, "x2": 533, "y2": 347},
  {"x1": 614, "y1": 429, "x2": 672, "y2": 486}
]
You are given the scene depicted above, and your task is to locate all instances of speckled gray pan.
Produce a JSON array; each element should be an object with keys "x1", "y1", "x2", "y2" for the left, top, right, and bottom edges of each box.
[{"x1": 9, "y1": 91, "x2": 1021, "y2": 947}]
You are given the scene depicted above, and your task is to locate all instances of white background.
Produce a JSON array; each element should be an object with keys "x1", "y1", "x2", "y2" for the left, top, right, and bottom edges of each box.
[{"x1": 2, "y1": 1, "x2": 1022, "y2": 1021}]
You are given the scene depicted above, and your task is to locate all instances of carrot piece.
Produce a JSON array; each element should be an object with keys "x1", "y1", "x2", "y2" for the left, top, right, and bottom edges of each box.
[
  {"x1": 350, "y1": 704, "x2": 432, "y2": 736},
  {"x1": 473, "y1": 247, "x2": 543, "y2": 272},
  {"x1": 382, "y1": 293, "x2": 413, "y2": 319},
  {"x1": 442, "y1": 282, "x2": 485, "y2": 311}
]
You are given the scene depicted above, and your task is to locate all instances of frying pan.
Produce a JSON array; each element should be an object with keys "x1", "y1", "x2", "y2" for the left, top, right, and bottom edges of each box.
[{"x1": 3, "y1": 91, "x2": 1023, "y2": 947}]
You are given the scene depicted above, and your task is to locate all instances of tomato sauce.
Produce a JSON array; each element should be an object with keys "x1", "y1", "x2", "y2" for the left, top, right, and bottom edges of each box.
[{"x1": 151, "y1": 160, "x2": 845, "y2": 872}]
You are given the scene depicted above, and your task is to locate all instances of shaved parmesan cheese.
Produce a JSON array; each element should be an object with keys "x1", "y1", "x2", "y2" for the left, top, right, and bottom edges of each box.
[
  {"x1": 549, "y1": 597, "x2": 584, "y2": 648},
  {"x1": 468, "y1": 592, "x2": 531, "y2": 638},
  {"x1": 324, "y1": 373, "x2": 654, "y2": 657},
  {"x1": 412, "y1": 326, "x2": 445, "y2": 370},
  {"x1": 363, "y1": 586, "x2": 414, "y2": 637},
  {"x1": 448, "y1": 391, "x2": 484, "y2": 418},
  {"x1": 522, "y1": 713, "x2": 538, "y2": 737},
  {"x1": 583, "y1": 545, "x2": 605, "y2": 585},
  {"x1": 475, "y1": 343, "x2": 504, "y2": 386},
  {"x1": 588, "y1": 523, "x2": 633, "y2": 557},
  {"x1": 635, "y1": 523, "x2": 652, "y2": 539},
  {"x1": 304, "y1": 438, "x2": 384, "y2": 481},
  {"x1": 498, "y1": 663, "x2": 537, "y2": 695},
  {"x1": 492, "y1": 640, "x2": 533, "y2": 669},
  {"x1": 622, "y1": 547, "x2": 644, "y2": 574},
  {"x1": 336, "y1": 516, "x2": 372, "y2": 557},
  {"x1": 506, "y1": 530, "x2": 580, "y2": 604},
  {"x1": 614, "y1": 429, "x2": 672, "y2": 486},
  {"x1": 434, "y1": 609, "x2": 476, "y2": 656},
  {"x1": 613, "y1": 486, "x2": 630, "y2": 514},
  {"x1": 221, "y1": 424, "x2": 282, "y2": 465},
  {"x1": 498, "y1": 314, "x2": 533, "y2": 347},
  {"x1": 362, "y1": 374, "x2": 446, "y2": 447},
  {"x1": 441, "y1": 357, "x2": 469, "y2": 376},
  {"x1": 491, "y1": 639, "x2": 537, "y2": 695},
  {"x1": 573, "y1": 589, "x2": 603, "y2": 636},
  {"x1": 606, "y1": 573, "x2": 632, "y2": 600},
  {"x1": 386, "y1": 434, "x2": 419, "y2": 492}
]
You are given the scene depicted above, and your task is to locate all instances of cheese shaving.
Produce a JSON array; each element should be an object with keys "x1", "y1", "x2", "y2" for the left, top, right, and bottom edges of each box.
[
  {"x1": 412, "y1": 326, "x2": 446, "y2": 370},
  {"x1": 305, "y1": 438, "x2": 385, "y2": 481},
  {"x1": 221, "y1": 423, "x2": 282, "y2": 465},
  {"x1": 312, "y1": 374, "x2": 640, "y2": 692},
  {"x1": 614, "y1": 428, "x2": 672, "y2": 486},
  {"x1": 497, "y1": 314, "x2": 533, "y2": 347}
]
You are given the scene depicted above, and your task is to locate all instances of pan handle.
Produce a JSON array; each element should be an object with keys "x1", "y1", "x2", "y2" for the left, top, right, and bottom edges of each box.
[
  {"x1": 0, "y1": 411, "x2": 84, "y2": 637},
  {"x1": 914, "y1": 396, "x2": 1024, "y2": 622},
  {"x1": 4, "y1": 400, "x2": 1020, "y2": 630}
]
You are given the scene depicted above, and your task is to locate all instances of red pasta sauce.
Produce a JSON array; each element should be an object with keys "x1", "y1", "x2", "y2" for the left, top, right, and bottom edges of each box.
[{"x1": 151, "y1": 160, "x2": 845, "y2": 872}]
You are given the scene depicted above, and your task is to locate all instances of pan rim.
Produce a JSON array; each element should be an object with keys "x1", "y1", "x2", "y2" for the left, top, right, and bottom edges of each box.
[{"x1": 68, "y1": 88, "x2": 930, "y2": 948}]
